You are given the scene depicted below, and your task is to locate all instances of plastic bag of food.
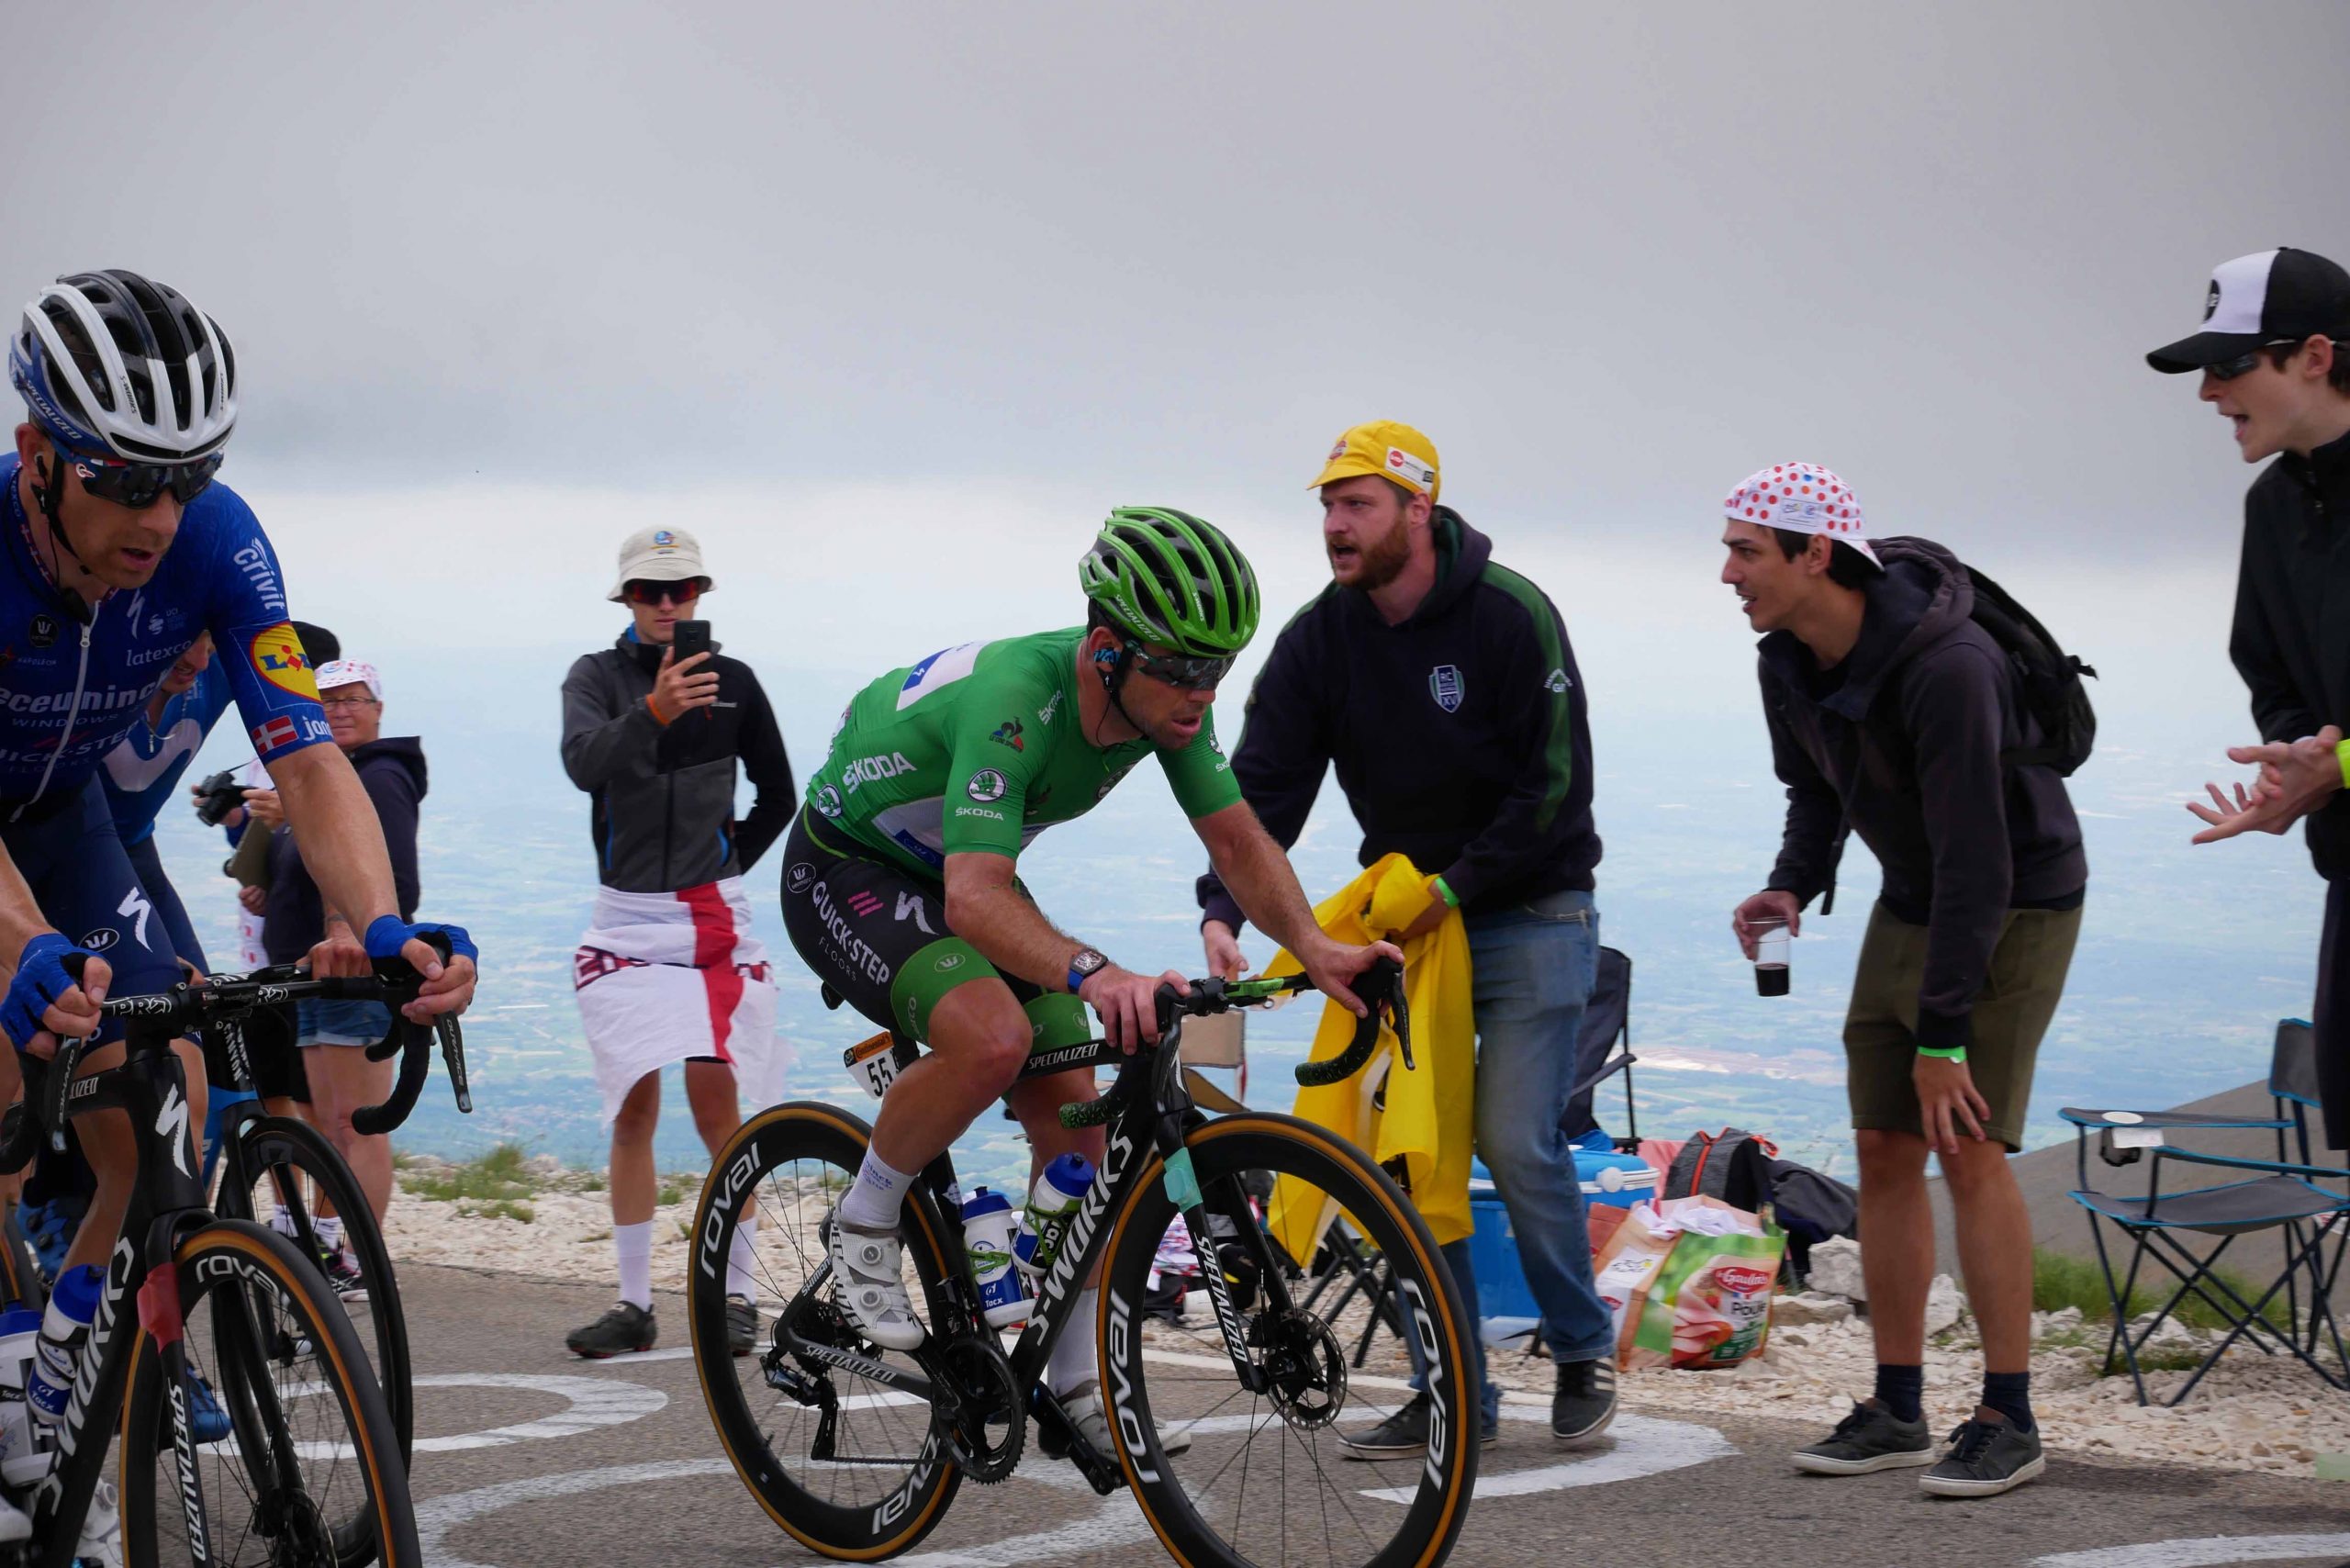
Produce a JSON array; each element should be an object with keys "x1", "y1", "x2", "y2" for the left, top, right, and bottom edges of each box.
[
  {"x1": 1590, "y1": 1200, "x2": 1680, "y2": 1363},
  {"x1": 1625, "y1": 1197, "x2": 1785, "y2": 1371}
]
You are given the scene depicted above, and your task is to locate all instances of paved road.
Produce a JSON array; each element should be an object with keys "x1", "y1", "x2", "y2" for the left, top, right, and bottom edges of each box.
[{"x1": 397, "y1": 1264, "x2": 2350, "y2": 1568}]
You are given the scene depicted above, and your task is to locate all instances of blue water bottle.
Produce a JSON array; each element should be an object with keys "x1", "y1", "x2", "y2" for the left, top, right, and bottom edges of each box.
[
  {"x1": 1014, "y1": 1154, "x2": 1094, "y2": 1280},
  {"x1": 959, "y1": 1188, "x2": 1029, "y2": 1329}
]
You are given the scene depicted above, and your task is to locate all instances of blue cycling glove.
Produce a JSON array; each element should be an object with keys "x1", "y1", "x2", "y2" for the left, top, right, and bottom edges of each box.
[
  {"x1": 363, "y1": 916, "x2": 479, "y2": 968},
  {"x1": 4, "y1": 933, "x2": 95, "y2": 1053}
]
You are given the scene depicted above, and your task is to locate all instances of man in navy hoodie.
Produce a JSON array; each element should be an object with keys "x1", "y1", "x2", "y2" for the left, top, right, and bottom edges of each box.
[
  {"x1": 1198, "y1": 420, "x2": 1617, "y2": 1454},
  {"x1": 1724, "y1": 465, "x2": 2085, "y2": 1498}
]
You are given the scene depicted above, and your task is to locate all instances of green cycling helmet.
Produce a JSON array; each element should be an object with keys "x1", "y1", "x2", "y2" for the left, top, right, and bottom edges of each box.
[{"x1": 1078, "y1": 507, "x2": 1261, "y2": 657}]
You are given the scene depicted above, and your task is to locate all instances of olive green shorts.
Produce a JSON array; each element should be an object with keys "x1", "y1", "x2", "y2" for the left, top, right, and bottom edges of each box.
[{"x1": 1843, "y1": 900, "x2": 2082, "y2": 1153}]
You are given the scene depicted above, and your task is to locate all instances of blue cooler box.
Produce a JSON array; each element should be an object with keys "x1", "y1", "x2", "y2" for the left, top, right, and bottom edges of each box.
[{"x1": 1464, "y1": 1151, "x2": 1661, "y2": 1340}]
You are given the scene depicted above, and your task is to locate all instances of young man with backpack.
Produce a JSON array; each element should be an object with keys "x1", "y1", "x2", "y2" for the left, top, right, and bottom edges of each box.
[
  {"x1": 2152, "y1": 248, "x2": 2350, "y2": 1150},
  {"x1": 1721, "y1": 464, "x2": 2087, "y2": 1497}
]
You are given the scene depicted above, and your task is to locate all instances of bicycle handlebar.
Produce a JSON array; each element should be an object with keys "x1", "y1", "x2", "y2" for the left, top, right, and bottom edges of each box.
[{"x1": 0, "y1": 940, "x2": 472, "y2": 1172}]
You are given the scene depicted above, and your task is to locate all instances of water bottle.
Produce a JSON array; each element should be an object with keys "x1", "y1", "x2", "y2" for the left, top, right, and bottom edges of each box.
[
  {"x1": 28, "y1": 1264, "x2": 103, "y2": 1430},
  {"x1": 1013, "y1": 1154, "x2": 1093, "y2": 1281},
  {"x1": 0, "y1": 1306, "x2": 47, "y2": 1486},
  {"x1": 958, "y1": 1189, "x2": 1028, "y2": 1329}
]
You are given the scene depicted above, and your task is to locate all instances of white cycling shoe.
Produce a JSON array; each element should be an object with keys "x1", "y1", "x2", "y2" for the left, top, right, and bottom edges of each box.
[
  {"x1": 1055, "y1": 1380, "x2": 1193, "y2": 1461},
  {"x1": 0, "y1": 1490, "x2": 27, "y2": 1544},
  {"x1": 826, "y1": 1215, "x2": 925, "y2": 1351}
]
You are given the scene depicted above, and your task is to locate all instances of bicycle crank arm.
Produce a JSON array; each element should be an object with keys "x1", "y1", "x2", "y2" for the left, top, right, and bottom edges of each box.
[{"x1": 1028, "y1": 1387, "x2": 1120, "y2": 1496}]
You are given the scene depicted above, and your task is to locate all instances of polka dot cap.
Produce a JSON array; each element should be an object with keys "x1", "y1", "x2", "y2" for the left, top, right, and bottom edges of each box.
[{"x1": 1723, "y1": 462, "x2": 1881, "y2": 569}]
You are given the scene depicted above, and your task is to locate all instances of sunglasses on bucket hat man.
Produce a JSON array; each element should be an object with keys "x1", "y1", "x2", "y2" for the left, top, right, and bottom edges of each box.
[{"x1": 621, "y1": 577, "x2": 709, "y2": 607}]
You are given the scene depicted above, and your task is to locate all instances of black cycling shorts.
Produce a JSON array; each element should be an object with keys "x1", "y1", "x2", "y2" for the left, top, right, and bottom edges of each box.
[{"x1": 778, "y1": 812, "x2": 1091, "y2": 1051}]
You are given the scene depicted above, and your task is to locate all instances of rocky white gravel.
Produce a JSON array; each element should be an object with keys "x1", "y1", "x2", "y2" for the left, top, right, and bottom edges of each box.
[{"x1": 381, "y1": 1164, "x2": 2348, "y2": 1479}]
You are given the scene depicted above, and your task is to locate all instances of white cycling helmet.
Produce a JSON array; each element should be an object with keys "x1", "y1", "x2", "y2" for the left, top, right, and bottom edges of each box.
[{"x1": 9, "y1": 270, "x2": 237, "y2": 463}]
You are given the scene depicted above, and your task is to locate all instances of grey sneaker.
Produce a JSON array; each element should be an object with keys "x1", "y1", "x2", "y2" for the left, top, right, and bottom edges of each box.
[
  {"x1": 1919, "y1": 1414, "x2": 2045, "y2": 1497},
  {"x1": 1551, "y1": 1358, "x2": 1618, "y2": 1447},
  {"x1": 725, "y1": 1293, "x2": 758, "y2": 1357},
  {"x1": 1335, "y1": 1390, "x2": 1499, "y2": 1461},
  {"x1": 565, "y1": 1300, "x2": 656, "y2": 1359},
  {"x1": 1793, "y1": 1400, "x2": 1935, "y2": 1475}
]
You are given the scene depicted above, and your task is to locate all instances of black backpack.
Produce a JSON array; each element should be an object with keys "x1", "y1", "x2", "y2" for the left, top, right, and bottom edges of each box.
[
  {"x1": 1661, "y1": 1128, "x2": 1776, "y2": 1215},
  {"x1": 1959, "y1": 557, "x2": 2098, "y2": 777}
]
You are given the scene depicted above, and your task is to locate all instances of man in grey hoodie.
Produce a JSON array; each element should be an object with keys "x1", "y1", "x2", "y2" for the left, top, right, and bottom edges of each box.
[{"x1": 1720, "y1": 464, "x2": 2086, "y2": 1499}]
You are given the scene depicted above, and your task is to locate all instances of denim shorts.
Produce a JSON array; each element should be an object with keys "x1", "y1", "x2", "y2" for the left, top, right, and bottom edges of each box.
[{"x1": 297, "y1": 996, "x2": 394, "y2": 1049}]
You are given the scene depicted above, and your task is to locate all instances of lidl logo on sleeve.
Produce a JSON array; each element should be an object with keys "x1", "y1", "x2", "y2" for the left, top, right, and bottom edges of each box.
[{"x1": 248, "y1": 622, "x2": 319, "y2": 700}]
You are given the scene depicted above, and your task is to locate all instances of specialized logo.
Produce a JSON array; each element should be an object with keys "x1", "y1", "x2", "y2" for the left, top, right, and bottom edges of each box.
[
  {"x1": 118, "y1": 885, "x2": 154, "y2": 949},
  {"x1": 966, "y1": 768, "x2": 1006, "y2": 802},
  {"x1": 811, "y1": 783, "x2": 844, "y2": 819},
  {"x1": 842, "y1": 750, "x2": 915, "y2": 794},
  {"x1": 990, "y1": 717, "x2": 1024, "y2": 752},
  {"x1": 1428, "y1": 664, "x2": 1465, "y2": 713},
  {"x1": 156, "y1": 1084, "x2": 193, "y2": 1179},
  {"x1": 248, "y1": 622, "x2": 320, "y2": 700},
  {"x1": 1037, "y1": 689, "x2": 1063, "y2": 725},
  {"x1": 1545, "y1": 666, "x2": 1572, "y2": 694},
  {"x1": 894, "y1": 892, "x2": 935, "y2": 934},
  {"x1": 785, "y1": 862, "x2": 815, "y2": 894}
]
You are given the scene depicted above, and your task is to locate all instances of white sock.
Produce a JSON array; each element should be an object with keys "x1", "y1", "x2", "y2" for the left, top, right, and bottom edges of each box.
[
  {"x1": 1048, "y1": 1288, "x2": 1099, "y2": 1394},
  {"x1": 727, "y1": 1215, "x2": 760, "y2": 1301},
  {"x1": 840, "y1": 1148, "x2": 916, "y2": 1233},
  {"x1": 614, "y1": 1220, "x2": 655, "y2": 1312},
  {"x1": 315, "y1": 1215, "x2": 345, "y2": 1249}
]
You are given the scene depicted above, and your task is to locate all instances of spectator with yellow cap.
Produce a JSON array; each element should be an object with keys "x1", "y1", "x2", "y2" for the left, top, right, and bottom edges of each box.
[{"x1": 1197, "y1": 419, "x2": 1616, "y2": 1455}]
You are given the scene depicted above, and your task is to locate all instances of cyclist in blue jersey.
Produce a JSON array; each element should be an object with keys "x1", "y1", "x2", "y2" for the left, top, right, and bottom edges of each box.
[{"x1": 0, "y1": 269, "x2": 479, "y2": 1285}]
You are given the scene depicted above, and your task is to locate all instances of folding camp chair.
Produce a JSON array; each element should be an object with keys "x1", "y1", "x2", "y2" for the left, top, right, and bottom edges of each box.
[
  {"x1": 2061, "y1": 1019, "x2": 2349, "y2": 1406},
  {"x1": 1561, "y1": 946, "x2": 1639, "y2": 1147}
]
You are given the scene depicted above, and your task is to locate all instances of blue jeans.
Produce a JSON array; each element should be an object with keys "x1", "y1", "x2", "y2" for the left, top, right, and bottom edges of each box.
[{"x1": 1410, "y1": 889, "x2": 1614, "y2": 1415}]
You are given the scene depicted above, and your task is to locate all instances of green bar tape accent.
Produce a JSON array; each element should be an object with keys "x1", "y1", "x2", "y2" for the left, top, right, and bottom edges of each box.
[
  {"x1": 1059, "y1": 1097, "x2": 1114, "y2": 1130},
  {"x1": 1162, "y1": 1148, "x2": 1203, "y2": 1213}
]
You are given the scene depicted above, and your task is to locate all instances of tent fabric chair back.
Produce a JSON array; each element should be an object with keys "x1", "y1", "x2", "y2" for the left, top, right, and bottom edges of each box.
[
  {"x1": 2271, "y1": 1019, "x2": 2321, "y2": 1109},
  {"x1": 1561, "y1": 946, "x2": 1635, "y2": 1143}
]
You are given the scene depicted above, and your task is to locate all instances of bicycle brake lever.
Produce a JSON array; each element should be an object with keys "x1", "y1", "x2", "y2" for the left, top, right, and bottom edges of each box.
[
  {"x1": 44, "y1": 1036, "x2": 84, "y2": 1154},
  {"x1": 438, "y1": 1014, "x2": 472, "y2": 1114}
]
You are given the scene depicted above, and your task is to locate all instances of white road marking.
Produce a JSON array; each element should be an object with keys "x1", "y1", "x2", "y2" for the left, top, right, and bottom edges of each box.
[
  {"x1": 416, "y1": 1461, "x2": 733, "y2": 1568},
  {"x1": 2036, "y1": 1537, "x2": 2350, "y2": 1568},
  {"x1": 277, "y1": 1373, "x2": 667, "y2": 1460},
  {"x1": 1358, "y1": 1412, "x2": 1739, "y2": 1504}
]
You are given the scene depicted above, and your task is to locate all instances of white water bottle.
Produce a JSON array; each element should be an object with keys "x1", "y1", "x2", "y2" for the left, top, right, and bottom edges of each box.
[
  {"x1": 27, "y1": 1265, "x2": 103, "y2": 1430},
  {"x1": 959, "y1": 1189, "x2": 1029, "y2": 1329}
]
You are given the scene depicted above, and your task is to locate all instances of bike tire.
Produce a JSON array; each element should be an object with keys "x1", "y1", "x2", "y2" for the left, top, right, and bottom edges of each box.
[
  {"x1": 1098, "y1": 1112, "x2": 1480, "y2": 1568},
  {"x1": 690, "y1": 1100, "x2": 963, "y2": 1562},
  {"x1": 118, "y1": 1219, "x2": 420, "y2": 1568},
  {"x1": 214, "y1": 1114, "x2": 414, "y2": 1463}
]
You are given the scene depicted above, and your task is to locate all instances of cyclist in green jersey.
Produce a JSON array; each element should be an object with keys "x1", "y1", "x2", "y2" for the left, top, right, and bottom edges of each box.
[{"x1": 778, "y1": 508, "x2": 1396, "y2": 1442}]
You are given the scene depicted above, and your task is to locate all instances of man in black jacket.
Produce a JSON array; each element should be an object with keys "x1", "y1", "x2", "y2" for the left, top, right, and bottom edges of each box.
[
  {"x1": 1199, "y1": 420, "x2": 1617, "y2": 1454},
  {"x1": 559, "y1": 525, "x2": 796, "y2": 1357},
  {"x1": 1725, "y1": 464, "x2": 2085, "y2": 1498},
  {"x1": 2155, "y1": 248, "x2": 2350, "y2": 1151}
]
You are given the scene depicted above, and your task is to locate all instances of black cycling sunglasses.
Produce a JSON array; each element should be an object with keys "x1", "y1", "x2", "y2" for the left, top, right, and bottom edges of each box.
[
  {"x1": 2204, "y1": 337, "x2": 2342, "y2": 383},
  {"x1": 63, "y1": 448, "x2": 224, "y2": 509},
  {"x1": 624, "y1": 577, "x2": 708, "y2": 606},
  {"x1": 1128, "y1": 644, "x2": 1234, "y2": 690}
]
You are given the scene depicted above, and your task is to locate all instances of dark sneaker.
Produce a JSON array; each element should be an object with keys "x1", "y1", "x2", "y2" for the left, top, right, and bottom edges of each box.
[
  {"x1": 1336, "y1": 1391, "x2": 1499, "y2": 1461},
  {"x1": 320, "y1": 1249, "x2": 369, "y2": 1303},
  {"x1": 1793, "y1": 1400, "x2": 1935, "y2": 1475},
  {"x1": 1552, "y1": 1358, "x2": 1618, "y2": 1447},
  {"x1": 566, "y1": 1301, "x2": 656, "y2": 1359},
  {"x1": 1919, "y1": 1414, "x2": 2045, "y2": 1497},
  {"x1": 726, "y1": 1293, "x2": 758, "y2": 1357}
]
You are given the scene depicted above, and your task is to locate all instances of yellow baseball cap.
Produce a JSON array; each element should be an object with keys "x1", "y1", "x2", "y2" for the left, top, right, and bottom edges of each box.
[{"x1": 1309, "y1": 420, "x2": 1441, "y2": 500}]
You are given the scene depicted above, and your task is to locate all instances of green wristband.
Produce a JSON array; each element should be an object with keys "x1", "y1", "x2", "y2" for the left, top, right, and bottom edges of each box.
[
  {"x1": 2336, "y1": 737, "x2": 2350, "y2": 791},
  {"x1": 1917, "y1": 1046, "x2": 1967, "y2": 1065},
  {"x1": 1432, "y1": 876, "x2": 1459, "y2": 909}
]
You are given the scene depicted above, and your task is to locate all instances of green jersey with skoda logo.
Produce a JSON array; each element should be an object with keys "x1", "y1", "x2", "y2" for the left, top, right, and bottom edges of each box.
[{"x1": 803, "y1": 627, "x2": 1241, "y2": 880}]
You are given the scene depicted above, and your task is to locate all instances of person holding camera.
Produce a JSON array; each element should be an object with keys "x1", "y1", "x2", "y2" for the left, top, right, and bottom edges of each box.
[{"x1": 560, "y1": 526, "x2": 796, "y2": 1358}]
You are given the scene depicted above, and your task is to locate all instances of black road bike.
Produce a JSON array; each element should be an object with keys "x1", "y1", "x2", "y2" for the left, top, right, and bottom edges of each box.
[
  {"x1": 204, "y1": 968, "x2": 444, "y2": 1466},
  {"x1": 0, "y1": 955, "x2": 470, "y2": 1568},
  {"x1": 689, "y1": 959, "x2": 1480, "y2": 1568}
]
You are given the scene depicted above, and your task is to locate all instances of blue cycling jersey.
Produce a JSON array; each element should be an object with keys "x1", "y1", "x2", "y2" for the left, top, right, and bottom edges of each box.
[
  {"x1": 0, "y1": 456, "x2": 330, "y2": 808},
  {"x1": 99, "y1": 660, "x2": 235, "y2": 846}
]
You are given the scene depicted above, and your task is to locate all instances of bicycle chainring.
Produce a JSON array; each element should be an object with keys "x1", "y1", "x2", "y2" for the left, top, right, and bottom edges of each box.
[
  {"x1": 1252, "y1": 1306, "x2": 1348, "y2": 1429},
  {"x1": 931, "y1": 1336, "x2": 1025, "y2": 1484}
]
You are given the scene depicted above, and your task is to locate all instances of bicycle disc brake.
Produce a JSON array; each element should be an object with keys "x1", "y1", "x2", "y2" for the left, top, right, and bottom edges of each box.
[
  {"x1": 1250, "y1": 1306, "x2": 1348, "y2": 1430},
  {"x1": 926, "y1": 1335, "x2": 1024, "y2": 1484}
]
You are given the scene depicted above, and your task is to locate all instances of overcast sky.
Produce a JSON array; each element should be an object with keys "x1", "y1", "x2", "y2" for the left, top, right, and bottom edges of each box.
[{"x1": 9, "y1": 0, "x2": 2346, "y2": 567}]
